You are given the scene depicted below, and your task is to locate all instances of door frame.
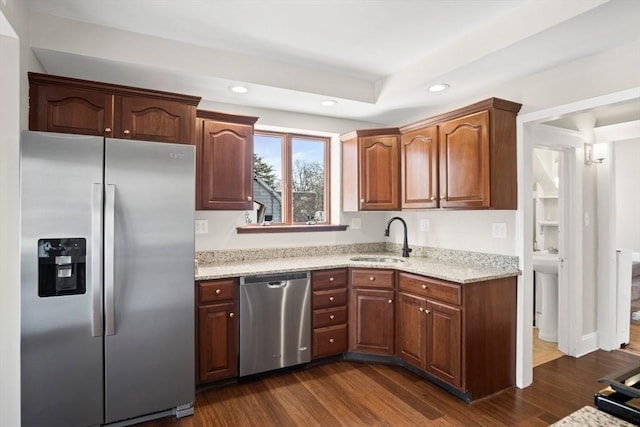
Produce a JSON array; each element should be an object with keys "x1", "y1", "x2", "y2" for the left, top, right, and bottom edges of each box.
[{"x1": 515, "y1": 87, "x2": 640, "y2": 388}]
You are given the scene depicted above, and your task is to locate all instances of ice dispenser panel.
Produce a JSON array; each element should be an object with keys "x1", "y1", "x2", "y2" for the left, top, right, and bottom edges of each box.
[{"x1": 38, "y1": 238, "x2": 86, "y2": 297}]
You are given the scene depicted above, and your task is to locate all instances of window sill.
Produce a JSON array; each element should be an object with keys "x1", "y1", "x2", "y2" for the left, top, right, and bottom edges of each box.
[{"x1": 236, "y1": 224, "x2": 348, "y2": 234}]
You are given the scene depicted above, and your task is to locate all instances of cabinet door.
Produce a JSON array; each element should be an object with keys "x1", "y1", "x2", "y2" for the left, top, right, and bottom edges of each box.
[
  {"x1": 401, "y1": 126, "x2": 439, "y2": 209},
  {"x1": 349, "y1": 288, "x2": 394, "y2": 355},
  {"x1": 30, "y1": 84, "x2": 114, "y2": 136},
  {"x1": 396, "y1": 292, "x2": 427, "y2": 368},
  {"x1": 438, "y1": 111, "x2": 490, "y2": 208},
  {"x1": 197, "y1": 302, "x2": 238, "y2": 384},
  {"x1": 120, "y1": 96, "x2": 192, "y2": 144},
  {"x1": 359, "y1": 135, "x2": 400, "y2": 210},
  {"x1": 198, "y1": 119, "x2": 254, "y2": 210},
  {"x1": 426, "y1": 300, "x2": 461, "y2": 387}
]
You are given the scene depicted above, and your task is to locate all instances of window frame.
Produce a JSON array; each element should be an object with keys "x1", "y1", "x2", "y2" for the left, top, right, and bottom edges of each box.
[{"x1": 250, "y1": 130, "x2": 332, "y2": 226}]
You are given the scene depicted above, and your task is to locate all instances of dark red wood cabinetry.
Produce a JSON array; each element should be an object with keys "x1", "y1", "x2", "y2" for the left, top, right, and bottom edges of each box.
[{"x1": 311, "y1": 268, "x2": 349, "y2": 359}]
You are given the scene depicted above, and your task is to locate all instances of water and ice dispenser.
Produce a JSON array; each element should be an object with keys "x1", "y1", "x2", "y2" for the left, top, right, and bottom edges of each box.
[{"x1": 38, "y1": 238, "x2": 86, "y2": 297}]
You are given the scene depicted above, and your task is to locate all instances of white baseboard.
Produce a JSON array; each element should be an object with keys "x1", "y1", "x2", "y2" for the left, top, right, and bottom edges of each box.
[{"x1": 574, "y1": 332, "x2": 598, "y2": 357}]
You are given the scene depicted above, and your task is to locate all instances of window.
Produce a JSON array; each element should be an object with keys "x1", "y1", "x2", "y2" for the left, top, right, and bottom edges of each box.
[{"x1": 251, "y1": 131, "x2": 330, "y2": 226}]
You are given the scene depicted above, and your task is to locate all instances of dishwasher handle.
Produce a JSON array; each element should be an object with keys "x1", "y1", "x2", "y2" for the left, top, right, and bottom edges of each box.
[{"x1": 267, "y1": 281, "x2": 287, "y2": 289}]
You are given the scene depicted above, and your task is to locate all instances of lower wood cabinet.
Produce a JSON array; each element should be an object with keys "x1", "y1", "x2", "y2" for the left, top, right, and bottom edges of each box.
[
  {"x1": 396, "y1": 271, "x2": 516, "y2": 400},
  {"x1": 349, "y1": 269, "x2": 395, "y2": 355},
  {"x1": 311, "y1": 268, "x2": 349, "y2": 359},
  {"x1": 196, "y1": 278, "x2": 238, "y2": 385}
]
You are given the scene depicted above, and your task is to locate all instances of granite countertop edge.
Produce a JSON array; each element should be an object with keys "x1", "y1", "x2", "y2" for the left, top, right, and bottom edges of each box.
[{"x1": 195, "y1": 252, "x2": 521, "y2": 284}]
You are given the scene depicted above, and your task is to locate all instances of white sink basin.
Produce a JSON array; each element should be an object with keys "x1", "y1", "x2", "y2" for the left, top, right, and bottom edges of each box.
[{"x1": 533, "y1": 251, "x2": 559, "y2": 274}]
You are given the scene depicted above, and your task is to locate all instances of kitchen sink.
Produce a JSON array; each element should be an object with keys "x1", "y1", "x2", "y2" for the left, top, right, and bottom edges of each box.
[{"x1": 349, "y1": 256, "x2": 405, "y2": 263}]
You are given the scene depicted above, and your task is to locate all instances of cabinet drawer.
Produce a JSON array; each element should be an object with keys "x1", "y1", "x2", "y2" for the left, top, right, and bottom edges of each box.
[
  {"x1": 313, "y1": 306, "x2": 347, "y2": 328},
  {"x1": 312, "y1": 268, "x2": 348, "y2": 290},
  {"x1": 398, "y1": 273, "x2": 461, "y2": 305},
  {"x1": 313, "y1": 324, "x2": 348, "y2": 359},
  {"x1": 350, "y1": 268, "x2": 395, "y2": 288},
  {"x1": 198, "y1": 279, "x2": 237, "y2": 304},
  {"x1": 313, "y1": 288, "x2": 348, "y2": 309}
]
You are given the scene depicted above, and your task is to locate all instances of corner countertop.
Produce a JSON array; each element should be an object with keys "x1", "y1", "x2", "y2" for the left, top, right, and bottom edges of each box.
[{"x1": 195, "y1": 252, "x2": 520, "y2": 284}]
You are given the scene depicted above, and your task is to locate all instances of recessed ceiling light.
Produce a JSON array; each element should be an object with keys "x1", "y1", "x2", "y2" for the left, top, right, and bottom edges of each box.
[
  {"x1": 230, "y1": 85, "x2": 248, "y2": 94},
  {"x1": 427, "y1": 83, "x2": 450, "y2": 92},
  {"x1": 320, "y1": 99, "x2": 338, "y2": 107}
]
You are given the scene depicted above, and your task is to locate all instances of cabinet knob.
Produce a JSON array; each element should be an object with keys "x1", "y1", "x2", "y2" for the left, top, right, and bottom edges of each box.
[
  {"x1": 104, "y1": 127, "x2": 112, "y2": 133},
  {"x1": 247, "y1": 196, "x2": 252, "y2": 201},
  {"x1": 440, "y1": 197, "x2": 445, "y2": 201},
  {"x1": 329, "y1": 338, "x2": 335, "y2": 344},
  {"x1": 388, "y1": 299, "x2": 393, "y2": 304},
  {"x1": 360, "y1": 199, "x2": 365, "y2": 203},
  {"x1": 425, "y1": 309, "x2": 431, "y2": 314},
  {"x1": 329, "y1": 296, "x2": 335, "y2": 302},
  {"x1": 421, "y1": 284, "x2": 428, "y2": 290},
  {"x1": 369, "y1": 276, "x2": 375, "y2": 281},
  {"x1": 329, "y1": 277, "x2": 334, "y2": 282},
  {"x1": 123, "y1": 130, "x2": 131, "y2": 135},
  {"x1": 229, "y1": 312, "x2": 235, "y2": 318},
  {"x1": 419, "y1": 307, "x2": 424, "y2": 312},
  {"x1": 430, "y1": 196, "x2": 435, "y2": 201},
  {"x1": 329, "y1": 314, "x2": 335, "y2": 320},
  {"x1": 215, "y1": 289, "x2": 221, "y2": 295}
]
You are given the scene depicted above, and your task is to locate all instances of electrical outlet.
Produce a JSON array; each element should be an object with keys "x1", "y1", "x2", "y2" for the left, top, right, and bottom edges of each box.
[
  {"x1": 351, "y1": 218, "x2": 362, "y2": 230},
  {"x1": 492, "y1": 223, "x2": 507, "y2": 239},
  {"x1": 195, "y1": 219, "x2": 208, "y2": 234},
  {"x1": 419, "y1": 219, "x2": 430, "y2": 232}
]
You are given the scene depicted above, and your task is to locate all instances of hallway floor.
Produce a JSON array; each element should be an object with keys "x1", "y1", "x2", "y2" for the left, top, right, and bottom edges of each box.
[{"x1": 533, "y1": 327, "x2": 564, "y2": 367}]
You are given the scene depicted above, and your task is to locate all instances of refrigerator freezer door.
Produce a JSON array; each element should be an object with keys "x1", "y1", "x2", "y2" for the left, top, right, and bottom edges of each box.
[
  {"x1": 20, "y1": 131, "x2": 104, "y2": 427},
  {"x1": 104, "y1": 138, "x2": 195, "y2": 423}
]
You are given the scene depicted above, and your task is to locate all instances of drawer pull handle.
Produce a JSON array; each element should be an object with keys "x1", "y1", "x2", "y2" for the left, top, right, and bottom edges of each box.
[
  {"x1": 229, "y1": 312, "x2": 235, "y2": 318},
  {"x1": 329, "y1": 296, "x2": 334, "y2": 302},
  {"x1": 329, "y1": 314, "x2": 335, "y2": 320},
  {"x1": 215, "y1": 289, "x2": 221, "y2": 295},
  {"x1": 329, "y1": 277, "x2": 334, "y2": 282},
  {"x1": 421, "y1": 284, "x2": 428, "y2": 290},
  {"x1": 104, "y1": 127, "x2": 112, "y2": 133},
  {"x1": 388, "y1": 299, "x2": 393, "y2": 304},
  {"x1": 247, "y1": 196, "x2": 252, "y2": 201},
  {"x1": 123, "y1": 129, "x2": 131, "y2": 135},
  {"x1": 329, "y1": 338, "x2": 335, "y2": 344},
  {"x1": 369, "y1": 276, "x2": 375, "y2": 281}
]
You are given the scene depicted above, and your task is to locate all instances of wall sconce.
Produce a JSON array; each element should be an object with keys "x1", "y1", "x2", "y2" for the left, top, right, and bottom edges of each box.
[{"x1": 584, "y1": 143, "x2": 606, "y2": 165}]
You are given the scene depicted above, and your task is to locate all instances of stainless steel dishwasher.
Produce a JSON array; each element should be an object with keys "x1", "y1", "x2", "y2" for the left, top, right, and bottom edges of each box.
[{"x1": 239, "y1": 271, "x2": 311, "y2": 377}]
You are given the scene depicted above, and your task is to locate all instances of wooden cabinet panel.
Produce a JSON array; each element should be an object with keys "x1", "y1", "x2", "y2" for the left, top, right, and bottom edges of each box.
[
  {"x1": 196, "y1": 278, "x2": 238, "y2": 385},
  {"x1": 396, "y1": 292, "x2": 427, "y2": 368},
  {"x1": 349, "y1": 288, "x2": 394, "y2": 355},
  {"x1": 398, "y1": 272, "x2": 461, "y2": 305},
  {"x1": 197, "y1": 302, "x2": 238, "y2": 384},
  {"x1": 426, "y1": 299, "x2": 462, "y2": 388},
  {"x1": 438, "y1": 111, "x2": 490, "y2": 209},
  {"x1": 29, "y1": 83, "x2": 113, "y2": 136},
  {"x1": 313, "y1": 324, "x2": 348, "y2": 359},
  {"x1": 28, "y1": 73, "x2": 200, "y2": 144},
  {"x1": 350, "y1": 268, "x2": 395, "y2": 289},
  {"x1": 401, "y1": 126, "x2": 439, "y2": 209},
  {"x1": 196, "y1": 110, "x2": 258, "y2": 210},
  {"x1": 312, "y1": 268, "x2": 348, "y2": 289},
  {"x1": 121, "y1": 96, "x2": 192, "y2": 144},
  {"x1": 341, "y1": 128, "x2": 400, "y2": 211},
  {"x1": 313, "y1": 306, "x2": 348, "y2": 328}
]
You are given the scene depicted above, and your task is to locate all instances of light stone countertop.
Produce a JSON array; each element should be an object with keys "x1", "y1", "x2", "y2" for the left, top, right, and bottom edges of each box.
[{"x1": 195, "y1": 252, "x2": 520, "y2": 284}]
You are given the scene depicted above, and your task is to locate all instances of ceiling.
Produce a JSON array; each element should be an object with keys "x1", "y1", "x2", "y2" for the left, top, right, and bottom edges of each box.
[{"x1": 25, "y1": 0, "x2": 640, "y2": 126}]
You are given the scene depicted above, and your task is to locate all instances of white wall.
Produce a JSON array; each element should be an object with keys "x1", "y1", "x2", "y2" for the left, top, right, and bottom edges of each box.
[{"x1": 615, "y1": 138, "x2": 640, "y2": 252}]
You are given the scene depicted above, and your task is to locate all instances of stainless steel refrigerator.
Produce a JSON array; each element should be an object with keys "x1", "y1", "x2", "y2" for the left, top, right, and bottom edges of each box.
[{"x1": 20, "y1": 131, "x2": 195, "y2": 426}]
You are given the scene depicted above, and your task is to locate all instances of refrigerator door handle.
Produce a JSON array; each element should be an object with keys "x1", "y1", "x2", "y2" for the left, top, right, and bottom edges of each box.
[
  {"x1": 105, "y1": 184, "x2": 116, "y2": 336},
  {"x1": 91, "y1": 183, "x2": 104, "y2": 337}
]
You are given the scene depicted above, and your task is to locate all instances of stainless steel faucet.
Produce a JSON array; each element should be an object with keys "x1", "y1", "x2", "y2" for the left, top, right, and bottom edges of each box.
[{"x1": 384, "y1": 216, "x2": 412, "y2": 257}]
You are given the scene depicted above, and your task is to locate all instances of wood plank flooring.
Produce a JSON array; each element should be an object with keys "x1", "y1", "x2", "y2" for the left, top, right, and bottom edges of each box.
[{"x1": 140, "y1": 350, "x2": 639, "y2": 426}]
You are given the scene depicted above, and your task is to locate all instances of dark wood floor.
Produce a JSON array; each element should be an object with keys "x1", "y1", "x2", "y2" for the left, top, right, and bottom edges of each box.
[{"x1": 141, "y1": 350, "x2": 639, "y2": 426}]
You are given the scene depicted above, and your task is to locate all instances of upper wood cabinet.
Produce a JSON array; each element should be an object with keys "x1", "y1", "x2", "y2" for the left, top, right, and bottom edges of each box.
[
  {"x1": 28, "y1": 73, "x2": 200, "y2": 144},
  {"x1": 342, "y1": 128, "x2": 401, "y2": 211},
  {"x1": 400, "y1": 98, "x2": 522, "y2": 210},
  {"x1": 400, "y1": 125, "x2": 439, "y2": 209},
  {"x1": 196, "y1": 110, "x2": 259, "y2": 210}
]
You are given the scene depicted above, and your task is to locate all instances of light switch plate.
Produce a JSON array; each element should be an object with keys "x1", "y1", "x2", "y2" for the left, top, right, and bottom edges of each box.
[
  {"x1": 351, "y1": 218, "x2": 362, "y2": 230},
  {"x1": 419, "y1": 219, "x2": 430, "y2": 232},
  {"x1": 195, "y1": 219, "x2": 208, "y2": 234},
  {"x1": 492, "y1": 223, "x2": 507, "y2": 239}
]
